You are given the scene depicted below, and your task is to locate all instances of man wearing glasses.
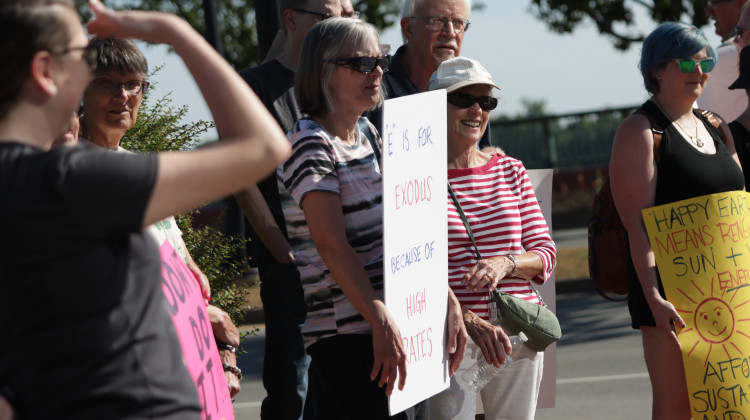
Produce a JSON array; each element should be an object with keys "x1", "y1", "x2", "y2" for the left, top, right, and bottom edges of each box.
[
  {"x1": 698, "y1": 0, "x2": 748, "y2": 122},
  {"x1": 236, "y1": 1, "x2": 353, "y2": 420},
  {"x1": 366, "y1": 0, "x2": 490, "y2": 148}
]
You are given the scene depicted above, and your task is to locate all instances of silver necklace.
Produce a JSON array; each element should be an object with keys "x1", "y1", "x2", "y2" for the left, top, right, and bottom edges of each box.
[
  {"x1": 672, "y1": 115, "x2": 704, "y2": 147},
  {"x1": 653, "y1": 98, "x2": 704, "y2": 147}
]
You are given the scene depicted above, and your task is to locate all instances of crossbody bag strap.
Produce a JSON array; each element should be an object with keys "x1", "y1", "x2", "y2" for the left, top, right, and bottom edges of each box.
[
  {"x1": 448, "y1": 181, "x2": 547, "y2": 305},
  {"x1": 448, "y1": 182, "x2": 482, "y2": 260}
]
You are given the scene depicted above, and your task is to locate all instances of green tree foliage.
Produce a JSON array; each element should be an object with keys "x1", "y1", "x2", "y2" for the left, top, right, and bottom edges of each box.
[
  {"x1": 75, "y1": 0, "x2": 258, "y2": 69},
  {"x1": 174, "y1": 212, "x2": 250, "y2": 324},
  {"x1": 529, "y1": 0, "x2": 711, "y2": 51},
  {"x1": 120, "y1": 68, "x2": 213, "y2": 152},
  {"x1": 74, "y1": 0, "x2": 403, "y2": 69},
  {"x1": 122, "y1": 72, "x2": 251, "y2": 325},
  {"x1": 355, "y1": 0, "x2": 402, "y2": 32}
]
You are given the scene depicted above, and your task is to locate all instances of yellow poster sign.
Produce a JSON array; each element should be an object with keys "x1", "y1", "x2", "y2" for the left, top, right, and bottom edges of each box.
[{"x1": 642, "y1": 191, "x2": 750, "y2": 420}]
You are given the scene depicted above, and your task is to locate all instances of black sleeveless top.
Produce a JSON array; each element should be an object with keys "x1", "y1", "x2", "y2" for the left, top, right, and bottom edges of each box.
[{"x1": 628, "y1": 101, "x2": 744, "y2": 328}]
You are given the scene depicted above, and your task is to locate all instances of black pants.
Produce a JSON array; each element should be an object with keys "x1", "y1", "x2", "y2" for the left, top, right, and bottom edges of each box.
[{"x1": 307, "y1": 334, "x2": 429, "y2": 420}]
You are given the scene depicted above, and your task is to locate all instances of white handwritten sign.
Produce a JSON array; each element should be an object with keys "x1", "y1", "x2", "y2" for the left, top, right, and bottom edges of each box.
[{"x1": 382, "y1": 90, "x2": 449, "y2": 415}]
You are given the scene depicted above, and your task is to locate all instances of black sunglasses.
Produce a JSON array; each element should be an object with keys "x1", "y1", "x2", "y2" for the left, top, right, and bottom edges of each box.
[
  {"x1": 292, "y1": 8, "x2": 333, "y2": 20},
  {"x1": 327, "y1": 55, "x2": 392, "y2": 74},
  {"x1": 447, "y1": 93, "x2": 498, "y2": 111}
]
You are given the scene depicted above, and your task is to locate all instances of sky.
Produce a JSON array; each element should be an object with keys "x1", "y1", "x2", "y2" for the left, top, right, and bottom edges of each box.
[{"x1": 136, "y1": 2, "x2": 727, "y2": 140}]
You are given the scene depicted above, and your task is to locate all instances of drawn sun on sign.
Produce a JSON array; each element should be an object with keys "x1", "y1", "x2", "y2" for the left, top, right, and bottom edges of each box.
[{"x1": 674, "y1": 278, "x2": 750, "y2": 366}]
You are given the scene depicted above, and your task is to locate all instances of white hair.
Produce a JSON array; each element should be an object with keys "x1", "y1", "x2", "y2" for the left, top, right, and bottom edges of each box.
[{"x1": 400, "y1": 0, "x2": 472, "y2": 43}]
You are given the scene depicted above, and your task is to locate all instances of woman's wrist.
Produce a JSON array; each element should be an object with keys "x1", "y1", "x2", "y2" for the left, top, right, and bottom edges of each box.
[
  {"x1": 365, "y1": 299, "x2": 392, "y2": 328},
  {"x1": 461, "y1": 305, "x2": 477, "y2": 323},
  {"x1": 644, "y1": 290, "x2": 665, "y2": 307},
  {"x1": 505, "y1": 254, "x2": 518, "y2": 276}
]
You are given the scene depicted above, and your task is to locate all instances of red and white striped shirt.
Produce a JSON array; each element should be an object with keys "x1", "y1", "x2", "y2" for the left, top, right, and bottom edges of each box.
[{"x1": 447, "y1": 154, "x2": 556, "y2": 320}]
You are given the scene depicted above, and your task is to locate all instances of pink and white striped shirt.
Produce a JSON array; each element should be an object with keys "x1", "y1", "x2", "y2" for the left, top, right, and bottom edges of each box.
[{"x1": 447, "y1": 154, "x2": 556, "y2": 320}]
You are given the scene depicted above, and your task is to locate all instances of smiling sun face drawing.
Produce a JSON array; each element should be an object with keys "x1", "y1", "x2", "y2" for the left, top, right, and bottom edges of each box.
[
  {"x1": 674, "y1": 278, "x2": 750, "y2": 365},
  {"x1": 694, "y1": 298, "x2": 734, "y2": 344}
]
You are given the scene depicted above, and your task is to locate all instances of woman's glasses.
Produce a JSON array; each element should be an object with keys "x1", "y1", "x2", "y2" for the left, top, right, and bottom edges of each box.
[
  {"x1": 327, "y1": 55, "x2": 392, "y2": 74},
  {"x1": 447, "y1": 93, "x2": 498, "y2": 111},
  {"x1": 90, "y1": 77, "x2": 150, "y2": 96},
  {"x1": 675, "y1": 57, "x2": 715, "y2": 74}
]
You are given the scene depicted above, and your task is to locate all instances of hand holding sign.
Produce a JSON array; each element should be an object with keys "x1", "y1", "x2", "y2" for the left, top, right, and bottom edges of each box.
[
  {"x1": 642, "y1": 191, "x2": 750, "y2": 420},
  {"x1": 370, "y1": 304, "x2": 408, "y2": 396},
  {"x1": 446, "y1": 291, "x2": 469, "y2": 376}
]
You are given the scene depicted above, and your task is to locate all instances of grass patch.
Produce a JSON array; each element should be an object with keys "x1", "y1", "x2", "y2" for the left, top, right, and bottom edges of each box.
[{"x1": 555, "y1": 245, "x2": 589, "y2": 280}]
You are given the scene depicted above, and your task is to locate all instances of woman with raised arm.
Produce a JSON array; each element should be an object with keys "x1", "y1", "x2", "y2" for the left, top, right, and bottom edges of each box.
[
  {"x1": 610, "y1": 22, "x2": 744, "y2": 419},
  {"x1": 75, "y1": 35, "x2": 243, "y2": 399},
  {"x1": 0, "y1": 1, "x2": 288, "y2": 418}
]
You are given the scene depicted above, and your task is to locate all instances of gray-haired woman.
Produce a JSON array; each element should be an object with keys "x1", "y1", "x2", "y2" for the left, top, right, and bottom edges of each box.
[
  {"x1": 76, "y1": 35, "x2": 243, "y2": 399},
  {"x1": 279, "y1": 17, "x2": 466, "y2": 419}
]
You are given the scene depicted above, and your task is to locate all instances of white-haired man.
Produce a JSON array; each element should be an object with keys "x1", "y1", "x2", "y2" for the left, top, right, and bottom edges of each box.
[{"x1": 367, "y1": 0, "x2": 491, "y2": 148}]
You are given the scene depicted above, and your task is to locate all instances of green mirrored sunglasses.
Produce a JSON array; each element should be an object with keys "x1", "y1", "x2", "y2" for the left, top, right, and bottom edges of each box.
[{"x1": 675, "y1": 57, "x2": 715, "y2": 74}]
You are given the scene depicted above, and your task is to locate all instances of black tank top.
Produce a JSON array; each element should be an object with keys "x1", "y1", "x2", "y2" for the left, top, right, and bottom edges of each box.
[
  {"x1": 639, "y1": 100, "x2": 745, "y2": 204},
  {"x1": 627, "y1": 101, "x2": 744, "y2": 328}
]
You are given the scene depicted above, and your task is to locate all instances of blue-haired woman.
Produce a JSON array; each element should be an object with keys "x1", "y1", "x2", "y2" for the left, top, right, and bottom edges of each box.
[{"x1": 610, "y1": 22, "x2": 744, "y2": 418}]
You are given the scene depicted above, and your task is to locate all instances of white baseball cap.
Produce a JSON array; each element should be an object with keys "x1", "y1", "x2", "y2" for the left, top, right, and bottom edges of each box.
[{"x1": 428, "y1": 57, "x2": 501, "y2": 93}]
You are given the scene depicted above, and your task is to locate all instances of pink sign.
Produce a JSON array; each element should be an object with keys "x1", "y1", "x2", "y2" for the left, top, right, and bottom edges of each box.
[{"x1": 159, "y1": 241, "x2": 235, "y2": 420}]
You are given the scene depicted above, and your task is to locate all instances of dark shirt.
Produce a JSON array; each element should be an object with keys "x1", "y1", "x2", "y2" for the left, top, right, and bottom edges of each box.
[
  {"x1": 729, "y1": 120, "x2": 750, "y2": 188},
  {"x1": 366, "y1": 45, "x2": 492, "y2": 148},
  {"x1": 0, "y1": 143, "x2": 200, "y2": 419},
  {"x1": 239, "y1": 59, "x2": 302, "y2": 264},
  {"x1": 644, "y1": 101, "x2": 744, "y2": 205}
]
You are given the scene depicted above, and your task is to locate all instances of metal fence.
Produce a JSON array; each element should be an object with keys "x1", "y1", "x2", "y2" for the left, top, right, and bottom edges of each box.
[{"x1": 489, "y1": 105, "x2": 639, "y2": 170}]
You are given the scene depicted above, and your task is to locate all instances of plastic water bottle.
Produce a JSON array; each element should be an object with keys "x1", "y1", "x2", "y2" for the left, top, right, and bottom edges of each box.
[{"x1": 461, "y1": 332, "x2": 528, "y2": 392}]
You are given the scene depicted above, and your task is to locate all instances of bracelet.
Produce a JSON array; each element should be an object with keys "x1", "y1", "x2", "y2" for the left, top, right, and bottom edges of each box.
[
  {"x1": 222, "y1": 363, "x2": 242, "y2": 380},
  {"x1": 216, "y1": 343, "x2": 236, "y2": 353},
  {"x1": 506, "y1": 254, "x2": 518, "y2": 276}
]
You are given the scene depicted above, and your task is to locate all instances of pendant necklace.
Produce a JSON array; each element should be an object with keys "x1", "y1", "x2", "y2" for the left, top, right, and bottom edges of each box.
[
  {"x1": 653, "y1": 97, "x2": 704, "y2": 148},
  {"x1": 672, "y1": 115, "x2": 704, "y2": 148}
]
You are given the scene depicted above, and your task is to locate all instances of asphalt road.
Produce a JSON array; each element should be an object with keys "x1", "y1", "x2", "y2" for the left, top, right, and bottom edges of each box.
[
  {"x1": 535, "y1": 287, "x2": 650, "y2": 419},
  {"x1": 232, "y1": 280, "x2": 652, "y2": 419}
]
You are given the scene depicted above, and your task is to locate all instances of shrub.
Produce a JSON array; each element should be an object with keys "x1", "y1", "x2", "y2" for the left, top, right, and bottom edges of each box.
[{"x1": 122, "y1": 69, "x2": 252, "y2": 327}]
